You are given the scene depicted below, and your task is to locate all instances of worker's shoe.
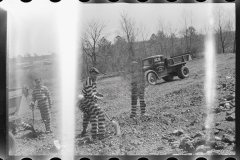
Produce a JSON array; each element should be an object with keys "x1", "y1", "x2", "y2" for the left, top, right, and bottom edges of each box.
[
  {"x1": 141, "y1": 113, "x2": 150, "y2": 117},
  {"x1": 91, "y1": 135, "x2": 98, "y2": 141},
  {"x1": 76, "y1": 131, "x2": 88, "y2": 138},
  {"x1": 130, "y1": 113, "x2": 137, "y2": 119},
  {"x1": 97, "y1": 133, "x2": 109, "y2": 140}
]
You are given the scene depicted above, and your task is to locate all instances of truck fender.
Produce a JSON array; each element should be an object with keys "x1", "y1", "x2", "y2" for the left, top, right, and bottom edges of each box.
[{"x1": 144, "y1": 70, "x2": 159, "y2": 79}]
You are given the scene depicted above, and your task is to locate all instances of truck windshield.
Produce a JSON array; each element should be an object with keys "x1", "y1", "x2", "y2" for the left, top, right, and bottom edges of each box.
[{"x1": 143, "y1": 59, "x2": 152, "y2": 66}]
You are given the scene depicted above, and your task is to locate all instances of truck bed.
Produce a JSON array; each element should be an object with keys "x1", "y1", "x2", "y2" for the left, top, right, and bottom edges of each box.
[{"x1": 166, "y1": 54, "x2": 191, "y2": 67}]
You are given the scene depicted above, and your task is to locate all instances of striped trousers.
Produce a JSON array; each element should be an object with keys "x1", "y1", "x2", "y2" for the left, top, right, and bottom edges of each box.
[
  {"x1": 130, "y1": 86, "x2": 146, "y2": 118},
  {"x1": 38, "y1": 100, "x2": 51, "y2": 131},
  {"x1": 79, "y1": 98, "x2": 106, "y2": 138}
]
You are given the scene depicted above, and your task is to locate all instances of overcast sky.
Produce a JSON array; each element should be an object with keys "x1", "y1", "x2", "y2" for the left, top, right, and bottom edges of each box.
[{"x1": 0, "y1": 1, "x2": 235, "y2": 58}]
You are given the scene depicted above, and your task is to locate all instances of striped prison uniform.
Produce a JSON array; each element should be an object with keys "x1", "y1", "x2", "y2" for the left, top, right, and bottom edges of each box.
[
  {"x1": 32, "y1": 85, "x2": 52, "y2": 131},
  {"x1": 130, "y1": 69, "x2": 146, "y2": 118},
  {"x1": 78, "y1": 77, "x2": 106, "y2": 138}
]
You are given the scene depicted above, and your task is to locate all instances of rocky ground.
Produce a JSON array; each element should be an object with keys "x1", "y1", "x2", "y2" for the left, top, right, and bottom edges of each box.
[{"x1": 11, "y1": 53, "x2": 235, "y2": 156}]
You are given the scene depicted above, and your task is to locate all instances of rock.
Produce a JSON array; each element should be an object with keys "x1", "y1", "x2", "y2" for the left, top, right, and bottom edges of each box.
[
  {"x1": 168, "y1": 137, "x2": 176, "y2": 142},
  {"x1": 224, "y1": 95, "x2": 234, "y2": 101},
  {"x1": 226, "y1": 108, "x2": 235, "y2": 116},
  {"x1": 213, "y1": 141, "x2": 226, "y2": 150},
  {"x1": 193, "y1": 137, "x2": 206, "y2": 147},
  {"x1": 226, "y1": 128, "x2": 234, "y2": 134},
  {"x1": 201, "y1": 125, "x2": 206, "y2": 130},
  {"x1": 206, "y1": 150, "x2": 212, "y2": 155},
  {"x1": 195, "y1": 152, "x2": 204, "y2": 155},
  {"x1": 224, "y1": 102, "x2": 231, "y2": 109},
  {"x1": 172, "y1": 129, "x2": 184, "y2": 136},
  {"x1": 220, "y1": 106, "x2": 225, "y2": 111},
  {"x1": 195, "y1": 145, "x2": 210, "y2": 153},
  {"x1": 214, "y1": 136, "x2": 221, "y2": 141},
  {"x1": 179, "y1": 136, "x2": 195, "y2": 152},
  {"x1": 232, "y1": 144, "x2": 236, "y2": 151},
  {"x1": 222, "y1": 83, "x2": 227, "y2": 88},
  {"x1": 157, "y1": 146, "x2": 165, "y2": 151},
  {"x1": 212, "y1": 150, "x2": 221, "y2": 155},
  {"x1": 222, "y1": 134, "x2": 235, "y2": 144},
  {"x1": 193, "y1": 132, "x2": 204, "y2": 138},
  {"x1": 219, "y1": 101, "x2": 226, "y2": 106},
  {"x1": 214, "y1": 107, "x2": 221, "y2": 113},
  {"x1": 215, "y1": 122, "x2": 221, "y2": 126},
  {"x1": 230, "y1": 101, "x2": 235, "y2": 107},
  {"x1": 214, "y1": 129, "x2": 220, "y2": 135},
  {"x1": 225, "y1": 114, "x2": 235, "y2": 121}
]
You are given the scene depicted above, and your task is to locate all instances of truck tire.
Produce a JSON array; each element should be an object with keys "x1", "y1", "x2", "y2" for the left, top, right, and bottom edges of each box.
[
  {"x1": 147, "y1": 72, "x2": 157, "y2": 85},
  {"x1": 9, "y1": 131, "x2": 16, "y2": 154},
  {"x1": 162, "y1": 75, "x2": 174, "y2": 82},
  {"x1": 178, "y1": 66, "x2": 189, "y2": 79}
]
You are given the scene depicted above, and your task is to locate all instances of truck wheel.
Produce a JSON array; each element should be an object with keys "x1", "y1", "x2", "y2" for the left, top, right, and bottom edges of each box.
[
  {"x1": 178, "y1": 66, "x2": 189, "y2": 79},
  {"x1": 147, "y1": 72, "x2": 157, "y2": 85},
  {"x1": 162, "y1": 75, "x2": 174, "y2": 82},
  {"x1": 9, "y1": 131, "x2": 16, "y2": 154}
]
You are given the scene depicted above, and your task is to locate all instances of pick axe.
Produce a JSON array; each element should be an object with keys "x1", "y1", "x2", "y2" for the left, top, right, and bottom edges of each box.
[
  {"x1": 104, "y1": 112, "x2": 121, "y2": 136},
  {"x1": 30, "y1": 100, "x2": 38, "y2": 135}
]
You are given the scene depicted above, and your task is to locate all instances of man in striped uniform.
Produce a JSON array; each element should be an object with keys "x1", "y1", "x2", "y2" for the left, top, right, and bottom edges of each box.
[
  {"x1": 31, "y1": 78, "x2": 52, "y2": 133},
  {"x1": 130, "y1": 61, "x2": 148, "y2": 118},
  {"x1": 78, "y1": 67, "x2": 106, "y2": 140}
]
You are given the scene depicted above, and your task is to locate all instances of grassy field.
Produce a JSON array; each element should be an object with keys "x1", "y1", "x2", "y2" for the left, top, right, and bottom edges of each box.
[{"x1": 9, "y1": 53, "x2": 235, "y2": 156}]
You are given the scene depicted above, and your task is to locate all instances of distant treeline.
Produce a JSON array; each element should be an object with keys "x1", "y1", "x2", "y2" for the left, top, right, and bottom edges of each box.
[
  {"x1": 9, "y1": 54, "x2": 56, "y2": 64},
  {"x1": 80, "y1": 30, "x2": 235, "y2": 79}
]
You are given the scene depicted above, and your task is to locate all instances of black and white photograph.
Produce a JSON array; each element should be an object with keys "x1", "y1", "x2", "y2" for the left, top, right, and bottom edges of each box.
[{"x1": 1, "y1": 0, "x2": 236, "y2": 157}]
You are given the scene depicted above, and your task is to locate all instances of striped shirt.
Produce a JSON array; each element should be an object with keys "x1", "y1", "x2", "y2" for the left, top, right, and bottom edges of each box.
[
  {"x1": 131, "y1": 69, "x2": 145, "y2": 90},
  {"x1": 32, "y1": 85, "x2": 52, "y2": 105},
  {"x1": 82, "y1": 77, "x2": 97, "y2": 100}
]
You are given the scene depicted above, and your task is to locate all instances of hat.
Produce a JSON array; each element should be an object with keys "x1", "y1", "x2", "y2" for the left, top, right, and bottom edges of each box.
[
  {"x1": 35, "y1": 78, "x2": 41, "y2": 83},
  {"x1": 89, "y1": 67, "x2": 100, "y2": 74}
]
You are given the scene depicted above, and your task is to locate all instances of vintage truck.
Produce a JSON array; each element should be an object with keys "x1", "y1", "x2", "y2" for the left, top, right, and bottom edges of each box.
[{"x1": 142, "y1": 54, "x2": 192, "y2": 85}]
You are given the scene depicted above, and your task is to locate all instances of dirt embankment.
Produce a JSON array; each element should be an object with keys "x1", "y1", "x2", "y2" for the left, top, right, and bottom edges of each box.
[{"x1": 13, "y1": 53, "x2": 235, "y2": 156}]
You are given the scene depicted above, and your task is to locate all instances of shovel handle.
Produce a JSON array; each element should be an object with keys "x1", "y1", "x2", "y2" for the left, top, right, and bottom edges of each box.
[{"x1": 104, "y1": 113, "x2": 112, "y2": 121}]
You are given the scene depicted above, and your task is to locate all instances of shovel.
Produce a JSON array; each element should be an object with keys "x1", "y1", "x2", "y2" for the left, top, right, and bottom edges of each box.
[
  {"x1": 30, "y1": 100, "x2": 38, "y2": 135},
  {"x1": 97, "y1": 96, "x2": 121, "y2": 136},
  {"x1": 104, "y1": 112, "x2": 121, "y2": 136}
]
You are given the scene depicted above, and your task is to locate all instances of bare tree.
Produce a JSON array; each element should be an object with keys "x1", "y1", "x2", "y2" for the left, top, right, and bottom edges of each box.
[
  {"x1": 180, "y1": 10, "x2": 196, "y2": 54},
  {"x1": 214, "y1": 5, "x2": 235, "y2": 53},
  {"x1": 139, "y1": 24, "x2": 150, "y2": 57},
  {"x1": 167, "y1": 22, "x2": 178, "y2": 57},
  {"x1": 81, "y1": 19, "x2": 107, "y2": 67},
  {"x1": 119, "y1": 12, "x2": 140, "y2": 62},
  {"x1": 156, "y1": 17, "x2": 168, "y2": 57},
  {"x1": 97, "y1": 37, "x2": 112, "y2": 73}
]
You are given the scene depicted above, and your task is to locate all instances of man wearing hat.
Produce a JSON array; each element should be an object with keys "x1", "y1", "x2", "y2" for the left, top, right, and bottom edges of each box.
[
  {"x1": 130, "y1": 61, "x2": 148, "y2": 118},
  {"x1": 31, "y1": 78, "x2": 52, "y2": 133},
  {"x1": 78, "y1": 67, "x2": 106, "y2": 140}
]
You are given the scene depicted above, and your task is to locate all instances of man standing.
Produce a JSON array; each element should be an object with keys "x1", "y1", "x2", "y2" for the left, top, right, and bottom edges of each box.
[
  {"x1": 78, "y1": 67, "x2": 106, "y2": 140},
  {"x1": 31, "y1": 78, "x2": 52, "y2": 133},
  {"x1": 130, "y1": 61, "x2": 148, "y2": 119}
]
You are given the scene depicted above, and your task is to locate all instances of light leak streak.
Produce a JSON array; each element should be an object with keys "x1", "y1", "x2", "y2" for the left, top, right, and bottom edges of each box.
[
  {"x1": 204, "y1": 3, "x2": 216, "y2": 142},
  {"x1": 57, "y1": 1, "x2": 80, "y2": 159}
]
